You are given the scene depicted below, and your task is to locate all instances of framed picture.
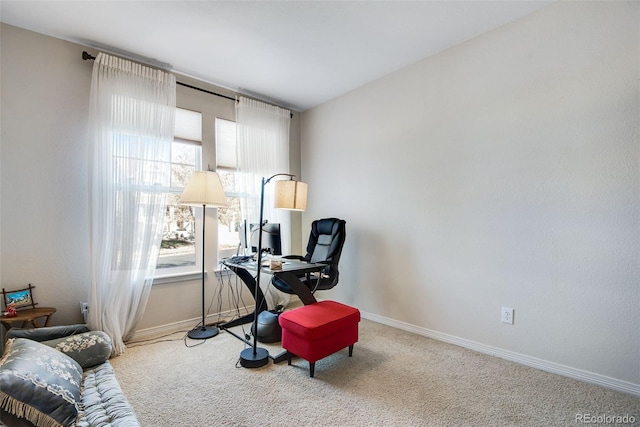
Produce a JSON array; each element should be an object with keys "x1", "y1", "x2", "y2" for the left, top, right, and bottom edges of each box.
[{"x1": 2, "y1": 284, "x2": 37, "y2": 309}]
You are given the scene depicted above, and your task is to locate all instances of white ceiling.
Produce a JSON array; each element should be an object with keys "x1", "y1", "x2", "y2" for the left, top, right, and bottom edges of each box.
[{"x1": 1, "y1": 1, "x2": 552, "y2": 112}]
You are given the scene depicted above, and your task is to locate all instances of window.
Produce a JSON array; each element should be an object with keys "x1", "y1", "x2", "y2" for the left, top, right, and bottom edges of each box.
[
  {"x1": 156, "y1": 109, "x2": 202, "y2": 274},
  {"x1": 215, "y1": 118, "x2": 253, "y2": 259}
]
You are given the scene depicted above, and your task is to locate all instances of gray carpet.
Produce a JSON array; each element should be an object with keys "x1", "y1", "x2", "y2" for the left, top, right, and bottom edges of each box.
[{"x1": 110, "y1": 319, "x2": 639, "y2": 426}]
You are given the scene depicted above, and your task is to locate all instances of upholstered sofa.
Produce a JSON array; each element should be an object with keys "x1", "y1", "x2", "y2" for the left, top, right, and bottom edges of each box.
[{"x1": 0, "y1": 324, "x2": 139, "y2": 427}]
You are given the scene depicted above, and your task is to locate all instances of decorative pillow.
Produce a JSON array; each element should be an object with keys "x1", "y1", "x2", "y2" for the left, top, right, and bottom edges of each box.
[
  {"x1": 43, "y1": 331, "x2": 113, "y2": 369},
  {"x1": 0, "y1": 338, "x2": 82, "y2": 427}
]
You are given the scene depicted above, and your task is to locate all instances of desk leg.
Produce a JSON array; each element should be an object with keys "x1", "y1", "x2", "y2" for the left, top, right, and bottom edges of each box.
[
  {"x1": 270, "y1": 350, "x2": 293, "y2": 364},
  {"x1": 219, "y1": 312, "x2": 255, "y2": 330},
  {"x1": 268, "y1": 271, "x2": 316, "y2": 363},
  {"x1": 273, "y1": 271, "x2": 317, "y2": 306}
]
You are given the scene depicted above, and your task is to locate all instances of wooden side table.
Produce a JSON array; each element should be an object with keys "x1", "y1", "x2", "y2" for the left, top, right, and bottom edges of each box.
[{"x1": 1, "y1": 307, "x2": 56, "y2": 331}]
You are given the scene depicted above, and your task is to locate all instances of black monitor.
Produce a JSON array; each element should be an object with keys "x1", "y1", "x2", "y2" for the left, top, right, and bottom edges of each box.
[{"x1": 249, "y1": 222, "x2": 282, "y2": 256}]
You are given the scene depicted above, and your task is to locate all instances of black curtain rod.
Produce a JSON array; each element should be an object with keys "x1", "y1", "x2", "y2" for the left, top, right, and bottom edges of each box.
[
  {"x1": 82, "y1": 51, "x2": 292, "y2": 117},
  {"x1": 83, "y1": 51, "x2": 235, "y2": 102},
  {"x1": 177, "y1": 81, "x2": 236, "y2": 102}
]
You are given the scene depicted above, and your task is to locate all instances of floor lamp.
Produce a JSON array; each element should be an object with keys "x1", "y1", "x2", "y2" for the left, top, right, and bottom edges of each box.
[
  {"x1": 239, "y1": 174, "x2": 307, "y2": 368},
  {"x1": 179, "y1": 171, "x2": 228, "y2": 340}
]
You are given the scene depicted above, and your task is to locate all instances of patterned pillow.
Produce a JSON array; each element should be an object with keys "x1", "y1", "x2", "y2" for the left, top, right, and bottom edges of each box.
[
  {"x1": 0, "y1": 338, "x2": 82, "y2": 427},
  {"x1": 43, "y1": 331, "x2": 113, "y2": 369}
]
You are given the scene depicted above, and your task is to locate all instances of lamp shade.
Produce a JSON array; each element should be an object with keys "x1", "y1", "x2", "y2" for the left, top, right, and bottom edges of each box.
[
  {"x1": 179, "y1": 171, "x2": 228, "y2": 208},
  {"x1": 273, "y1": 179, "x2": 307, "y2": 211}
]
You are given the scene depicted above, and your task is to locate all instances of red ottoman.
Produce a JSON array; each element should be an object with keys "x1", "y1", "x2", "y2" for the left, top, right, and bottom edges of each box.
[{"x1": 278, "y1": 300, "x2": 360, "y2": 377}]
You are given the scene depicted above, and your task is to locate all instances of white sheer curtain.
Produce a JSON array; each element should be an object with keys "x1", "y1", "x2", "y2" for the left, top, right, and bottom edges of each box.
[
  {"x1": 236, "y1": 97, "x2": 292, "y2": 253},
  {"x1": 88, "y1": 53, "x2": 176, "y2": 354},
  {"x1": 236, "y1": 97, "x2": 292, "y2": 308}
]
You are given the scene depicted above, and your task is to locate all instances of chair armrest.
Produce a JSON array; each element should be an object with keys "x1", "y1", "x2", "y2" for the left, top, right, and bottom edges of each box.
[
  {"x1": 6, "y1": 324, "x2": 90, "y2": 341},
  {"x1": 312, "y1": 261, "x2": 336, "y2": 279},
  {"x1": 282, "y1": 255, "x2": 305, "y2": 261}
]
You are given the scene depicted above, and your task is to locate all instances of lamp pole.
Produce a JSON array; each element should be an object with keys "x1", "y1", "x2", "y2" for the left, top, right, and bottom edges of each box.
[
  {"x1": 187, "y1": 202, "x2": 217, "y2": 339},
  {"x1": 239, "y1": 173, "x2": 297, "y2": 368}
]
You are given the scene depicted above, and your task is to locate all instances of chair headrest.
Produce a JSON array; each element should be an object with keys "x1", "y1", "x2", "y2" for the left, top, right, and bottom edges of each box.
[{"x1": 306, "y1": 218, "x2": 346, "y2": 263}]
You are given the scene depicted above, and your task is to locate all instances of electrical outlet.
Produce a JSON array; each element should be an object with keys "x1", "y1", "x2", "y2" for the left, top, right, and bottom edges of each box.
[
  {"x1": 80, "y1": 302, "x2": 89, "y2": 323},
  {"x1": 501, "y1": 307, "x2": 514, "y2": 325}
]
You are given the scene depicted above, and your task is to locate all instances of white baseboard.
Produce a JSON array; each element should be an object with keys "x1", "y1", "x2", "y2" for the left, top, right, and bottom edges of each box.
[
  {"x1": 361, "y1": 311, "x2": 640, "y2": 397},
  {"x1": 129, "y1": 306, "x2": 254, "y2": 343}
]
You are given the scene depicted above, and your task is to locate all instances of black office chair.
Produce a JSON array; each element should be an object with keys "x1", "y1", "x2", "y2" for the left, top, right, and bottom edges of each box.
[{"x1": 272, "y1": 218, "x2": 346, "y2": 295}]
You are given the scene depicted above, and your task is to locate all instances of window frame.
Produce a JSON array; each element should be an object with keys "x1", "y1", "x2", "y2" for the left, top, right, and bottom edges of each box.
[{"x1": 154, "y1": 109, "x2": 204, "y2": 282}]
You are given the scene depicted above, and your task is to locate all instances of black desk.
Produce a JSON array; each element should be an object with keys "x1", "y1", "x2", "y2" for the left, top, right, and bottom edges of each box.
[
  {"x1": 220, "y1": 258, "x2": 325, "y2": 327},
  {"x1": 219, "y1": 257, "x2": 325, "y2": 362}
]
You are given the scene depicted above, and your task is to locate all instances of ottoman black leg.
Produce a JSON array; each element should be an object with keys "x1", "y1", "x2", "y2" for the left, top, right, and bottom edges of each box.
[
  {"x1": 349, "y1": 344, "x2": 354, "y2": 357},
  {"x1": 309, "y1": 362, "x2": 315, "y2": 378}
]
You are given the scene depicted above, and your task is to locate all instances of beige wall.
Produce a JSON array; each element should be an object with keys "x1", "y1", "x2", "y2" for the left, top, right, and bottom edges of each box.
[
  {"x1": 0, "y1": 24, "x2": 303, "y2": 332},
  {"x1": 1, "y1": 24, "x2": 92, "y2": 326},
  {"x1": 301, "y1": 1, "x2": 639, "y2": 389}
]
